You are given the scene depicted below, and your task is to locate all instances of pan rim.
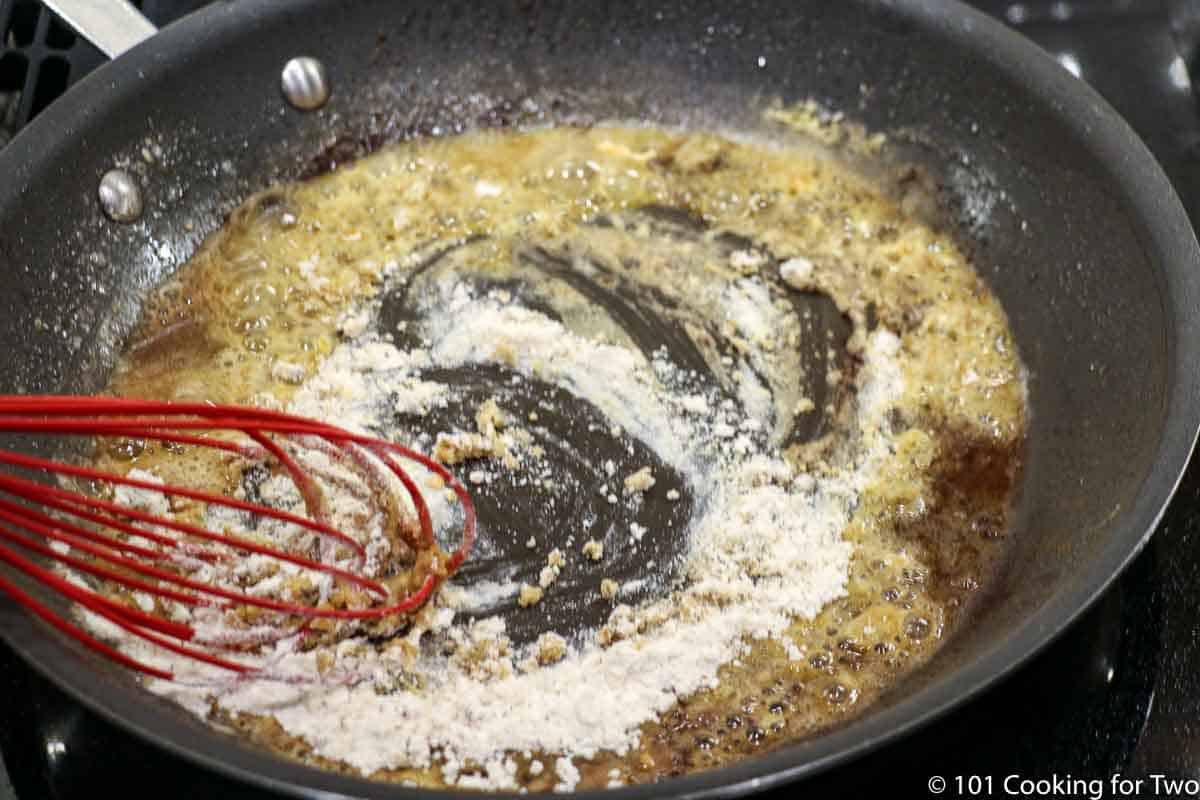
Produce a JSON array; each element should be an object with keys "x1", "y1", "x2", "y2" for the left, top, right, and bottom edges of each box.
[{"x1": 0, "y1": 0, "x2": 1197, "y2": 797}]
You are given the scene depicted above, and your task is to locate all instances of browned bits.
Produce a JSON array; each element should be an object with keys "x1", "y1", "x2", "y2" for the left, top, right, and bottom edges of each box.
[
  {"x1": 107, "y1": 437, "x2": 146, "y2": 460},
  {"x1": 904, "y1": 615, "x2": 932, "y2": 640},
  {"x1": 823, "y1": 684, "x2": 850, "y2": 704},
  {"x1": 101, "y1": 123, "x2": 1024, "y2": 790}
]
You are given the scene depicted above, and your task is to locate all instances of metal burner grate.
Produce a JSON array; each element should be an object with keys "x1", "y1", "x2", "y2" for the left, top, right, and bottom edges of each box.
[{"x1": 0, "y1": 0, "x2": 205, "y2": 144}]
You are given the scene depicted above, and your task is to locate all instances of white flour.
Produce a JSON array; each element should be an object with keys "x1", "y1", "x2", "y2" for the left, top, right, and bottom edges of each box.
[{"x1": 81, "y1": 278, "x2": 905, "y2": 792}]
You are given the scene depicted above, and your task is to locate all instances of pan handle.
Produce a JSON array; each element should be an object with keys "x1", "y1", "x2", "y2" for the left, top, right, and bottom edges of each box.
[{"x1": 40, "y1": 0, "x2": 157, "y2": 60}]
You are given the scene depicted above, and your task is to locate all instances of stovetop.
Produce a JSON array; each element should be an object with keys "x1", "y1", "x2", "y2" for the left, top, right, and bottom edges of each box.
[{"x1": 1, "y1": 1, "x2": 1199, "y2": 797}]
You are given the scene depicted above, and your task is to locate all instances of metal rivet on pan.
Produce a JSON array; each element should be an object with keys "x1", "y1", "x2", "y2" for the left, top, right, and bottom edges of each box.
[
  {"x1": 281, "y1": 57, "x2": 330, "y2": 111},
  {"x1": 98, "y1": 169, "x2": 143, "y2": 224}
]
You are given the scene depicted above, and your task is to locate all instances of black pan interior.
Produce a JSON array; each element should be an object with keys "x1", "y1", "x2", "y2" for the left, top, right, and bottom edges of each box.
[{"x1": 0, "y1": 1, "x2": 1196, "y2": 797}]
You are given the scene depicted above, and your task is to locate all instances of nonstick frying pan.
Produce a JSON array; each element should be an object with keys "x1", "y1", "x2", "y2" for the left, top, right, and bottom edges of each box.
[{"x1": 0, "y1": 0, "x2": 1198, "y2": 797}]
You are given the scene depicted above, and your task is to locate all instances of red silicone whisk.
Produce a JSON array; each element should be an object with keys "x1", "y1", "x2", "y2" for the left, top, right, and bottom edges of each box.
[{"x1": 0, "y1": 396, "x2": 475, "y2": 681}]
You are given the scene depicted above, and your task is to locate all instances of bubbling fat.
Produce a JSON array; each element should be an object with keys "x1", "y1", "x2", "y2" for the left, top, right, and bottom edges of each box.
[{"x1": 95, "y1": 123, "x2": 1026, "y2": 791}]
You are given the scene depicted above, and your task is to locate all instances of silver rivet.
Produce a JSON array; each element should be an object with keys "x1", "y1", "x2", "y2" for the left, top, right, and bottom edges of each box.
[
  {"x1": 281, "y1": 57, "x2": 330, "y2": 111},
  {"x1": 98, "y1": 169, "x2": 143, "y2": 224}
]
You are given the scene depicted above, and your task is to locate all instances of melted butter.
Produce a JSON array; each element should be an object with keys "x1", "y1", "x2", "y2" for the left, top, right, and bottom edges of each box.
[{"x1": 105, "y1": 125, "x2": 1025, "y2": 790}]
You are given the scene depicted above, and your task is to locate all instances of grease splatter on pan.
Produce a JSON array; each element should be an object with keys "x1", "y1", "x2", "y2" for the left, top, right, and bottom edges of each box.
[{"x1": 80, "y1": 123, "x2": 1026, "y2": 792}]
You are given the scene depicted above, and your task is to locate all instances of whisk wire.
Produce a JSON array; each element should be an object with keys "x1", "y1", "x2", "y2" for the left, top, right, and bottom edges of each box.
[{"x1": 0, "y1": 396, "x2": 477, "y2": 681}]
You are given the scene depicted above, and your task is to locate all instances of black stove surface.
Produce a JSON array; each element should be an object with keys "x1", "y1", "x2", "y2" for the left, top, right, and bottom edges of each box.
[{"x1": 1, "y1": 1, "x2": 1200, "y2": 798}]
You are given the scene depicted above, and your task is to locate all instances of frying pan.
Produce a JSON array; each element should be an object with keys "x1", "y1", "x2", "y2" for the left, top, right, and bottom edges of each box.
[{"x1": 0, "y1": 0, "x2": 1198, "y2": 797}]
